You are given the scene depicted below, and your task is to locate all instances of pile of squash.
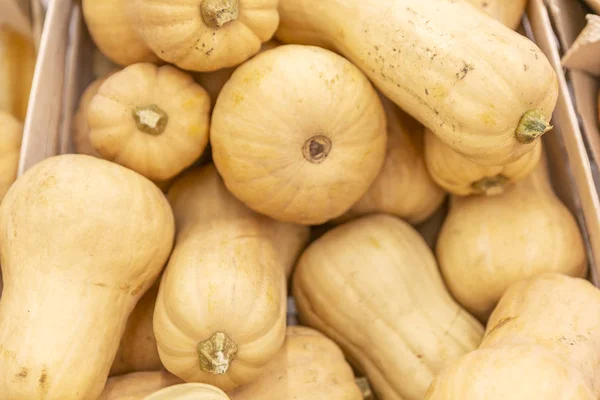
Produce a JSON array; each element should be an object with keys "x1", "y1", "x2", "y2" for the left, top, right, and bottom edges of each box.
[{"x1": 0, "y1": 0, "x2": 598, "y2": 399}]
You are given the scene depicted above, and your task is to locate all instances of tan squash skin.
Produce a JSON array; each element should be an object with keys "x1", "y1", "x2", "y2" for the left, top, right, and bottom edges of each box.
[
  {"x1": 0, "y1": 111, "x2": 22, "y2": 203},
  {"x1": 425, "y1": 273, "x2": 600, "y2": 399},
  {"x1": 424, "y1": 128, "x2": 542, "y2": 196},
  {"x1": 211, "y1": 44, "x2": 387, "y2": 225},
  {"x1": 129, "y1": 0, "x2": 279, "y2": 72},
  {"x1": 466, "y1": 0, "x2": 528, "y2": 30},
  {"x1": 338, "y1": 97, "x2": 445, "y2": 224},
  {"x1": 88, "y1": 63, "x2": 211, "y2": 182},
  {"x1": 82, "y1": 0, "x2": 158, "y2": 66},
  {"x1": 0, "y1": 154, "x2": 175, "y2": 400},
  {"x1": 228, "y1": 326, "x2": 363, "y2": 400},
  {"x1": 167, "y1": 164, "x2": 310, "y2": 279},
  {"x1": 110, "y1": 281, "x2": 162, "y2": 376},
  {"x1": 436, "y1": 158, "x2": 587, "y2": 321},
  {"x1": 292, "y1": 214, "x2": 484, "y2": 400},
  {"x1": 99, "y1": 371, "x2": 183, "y2": 400},
  {"x1": 276, "y1": 0, "x2": 558, "y2": 166},
  {"x1": 145, "y1": 383, "x2": 231, "y2": 400}
]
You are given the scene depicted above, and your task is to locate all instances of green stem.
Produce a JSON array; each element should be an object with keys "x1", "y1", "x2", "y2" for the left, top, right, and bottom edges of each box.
[
  {"x1": 471, "y1": 175, "x2": 508, "y2": 196},
  {"x1": 132, "y1": 104, "x2": 168, "y2": 135},
  {"x1": 201, "y1": 0, "x2": 240, "y2": 28},
  {"x1": 515, "y1": 110, "x2": 552, "y2": 144},
  {"x1": 197, "y1": 331, "x2": 238, "y2": 375}
]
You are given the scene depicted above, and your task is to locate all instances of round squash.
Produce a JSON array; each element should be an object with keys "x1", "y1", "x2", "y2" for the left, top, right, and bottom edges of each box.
[
  {"x1": 276, "y1": 0, "x2": 558, "y2": 166},
  {"x1": 425, "y1": 273, "x2": 600, "y2": 399},
  {"x1": 128, "y1": 0, "x2": 279, "y2": 72},
  {"x1": 424, "y1": 129, "x2": 542, "y2": 196},
  {"x1": 466, "y1": 0, "x2": 528, "y2": 30},
  {"x1": 0, "y1": 154, "x2": 175, "y2": 399},
  {"x1": 99, "y1": 371, "x2": 183, "y2": 400},
  {"x1": 87, "y1": 63, "x2": 211, "y2": 182},
  {"x1": 0, "y1": 110, "x2": 22, "y2": 203},
  {"x1": 293, "y1": 214, "x2": 484, "y2": 400},
  {"x1": 145, "y1": 383, "x2": 230, "y2": 400},
  {"x1": 228, "y1": 326, "x2": 362, "y2": 400},
  {"x1": 436, "y1": 156, "x2": 587, "y2": 321},
  {"x1": 211, "y1": 44, "x2": 387, "y2": 225},
  {"x1": 82, "y1": 0, "x2": 158, "y2": 66},
  {"x1": 337, "y1": 97, "x2": 445, "y2": 224}
]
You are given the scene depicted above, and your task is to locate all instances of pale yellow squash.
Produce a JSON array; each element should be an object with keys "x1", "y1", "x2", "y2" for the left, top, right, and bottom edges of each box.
[
  {"x1": 436, "y1": 157, "x2": 587, "y2": 321},
  {"x1": 145, "y1": 383, "x2": 230, "y2": 400},
  {"x1": 228, "y1": 326, "x2": 362, "y2": 400},
  {"x1": 0, "y1": 154, "x2": 175, "y2": 399},
  {"x1": 424, "y1": 129, "x2": 542, "y2": 196},
  {"x1": 466, "y1": 0, "x2": 528, "y2": 30},
  {"x1": 128, "y1": 0, "x2": 279, "y2": 72},
  {"x1": 211, "y1": 44, "x2": 387, "y2": 225},
  {"x1": 99, "y1": 371, "x2": 183, "y2": 400},
  {"x1": 425, "y1": 273, "x2": 600, "y2": 399},
  {"x1": 0, "y1": 111, "x2": 22, "y2": 202},
  {"x1": 82, "y1": 0, "x2": 158, "y2": 65},
  {"x1": 87, "y1": 63, "x2": 211, "y2": 181},
  {"x1": 293, "y1": 214, "x2": 484, "y2": 400},
  {"x1": 276, "y1": 0, "x2": 558, "y2": 166},
  {"x1": 338, "y1": 97, "x2": 445, "y2": 224}
]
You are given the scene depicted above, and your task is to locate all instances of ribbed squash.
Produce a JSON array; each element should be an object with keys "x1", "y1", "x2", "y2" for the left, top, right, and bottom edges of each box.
[
  {"x1": 425, "y1": 273, "x2": 600, "y2": 399},
  {"x1": 228, "y1": 326, "x2": 362, "y2": 400},
  {"x1": 293, "y1": 214, "x2": 484, "y2": 400},
  {"x1": 99, "y1": 371, "x2": 182, "y2": 400},
  {"x1": 211, "y1": 44, "x2": 387, "y2": 225},
  {"x1": 276, "y1": 0, "x2": 558, "y2": 166},
  {"x1": 424, "y1": 129, "x2": 542, "y2": 196},
  {"x1": 466, "y1": 0, "x2": 528, "y2": 30},
  {"x1": 0, "y1": 110, "x2": 22, "y2": 202},
  {"x1": 145, "y1": 383, "x2": 230, "y2": 400}
]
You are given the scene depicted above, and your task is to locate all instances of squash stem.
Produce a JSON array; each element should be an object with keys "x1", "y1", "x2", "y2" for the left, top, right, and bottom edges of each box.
[
  {"x1": 355, "y1": 377, "x2": 375, "y2": 400},
  {"x1": 197, "y1": 331, "x2": 238, "y2": 375},
  {"x1": 201, "y1": 0, "x2": 240, "y2": 29},
  {"x1": 515, "y1": 110, "x2": 552, "y2": 144},
  {"x1": 302, "y1": 135, "x2": 332, "y2": 164},
  {"x1": 133, "y1": 104, "x2": 168, "y2": 135},
  {"x1": 471, "y1": 175, "x2": 508, "y2": 196}
]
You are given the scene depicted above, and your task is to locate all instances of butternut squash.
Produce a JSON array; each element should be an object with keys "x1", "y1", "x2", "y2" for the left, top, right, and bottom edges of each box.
[
  {"x1": 87, "y1": 63, "x2": 211, "y2": 181},
  {"x1": 425, "y1": 273, "x2": 600, "y2": 399},
  {"x1": 424, "y1": 129, "x2": 542, "y2": 196},
  {"x1": 466, "y1": 0, "x2": 528, "y2": 30},
  {"x1": 145, "y1": 383, "x2": 230, "y2": 400},
  {"x1": 99, "y1": 371, "x2": 182, "y2": 400},
  {"x1": 228, "y1": 326, "x2": 362, "y2": 400},
  {"x1": 211, "y1": 44, "x2": 387, "y2": 225},
  {"x1": 128, "y1": 0, "x2": 279, "y2": 72},
  {"x1": 338, "y1": 97, "x2": 445, "y2": 224},
  {"x1": 0, "y1": 154, "x2": 175, "y2": 399},
  {"x1": 82, "y1": 0, "x2": 158, "y2": 66},
  {"x1": 276, "y1": 0, "x2": 558, "y2": 166},
  {"x1": 0, "y1": 110, "x2": 22, "y2": 202},
  {"x1": 436, "y1": 157, "x2": 587, "y2": 321},
  {"x1": 292, "y1": 214, "x2": 484, "y2": 400}
]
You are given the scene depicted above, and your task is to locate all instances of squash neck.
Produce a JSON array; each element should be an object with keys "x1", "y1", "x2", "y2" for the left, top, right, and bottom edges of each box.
[
  {"x1": 133, "y1": 105, "x2": 168, "y2": 135},
  {"x1": 197, "y1": 331, "x2": 238, "y2": 374},
  {"x1": 201, "y1": 0, "x2": 240, "y2": 29}
]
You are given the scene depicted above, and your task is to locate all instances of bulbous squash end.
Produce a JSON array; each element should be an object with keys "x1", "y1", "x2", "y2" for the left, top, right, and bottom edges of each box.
[
  {"x1": 201, "y1": 0, "x2": 240, "y2": 29},
  {"x1": 515, "y1": 110, "x2": 553, "y2": 144},
  {"x1": 471, "y1": 175, "x2": 508, "y2": 196},
  {"x1": 133, "y1": 104, "x2": 169, "y2": 135},
  {"x1": 197, "y1": 331, "x2": 238, "y2": 375}
]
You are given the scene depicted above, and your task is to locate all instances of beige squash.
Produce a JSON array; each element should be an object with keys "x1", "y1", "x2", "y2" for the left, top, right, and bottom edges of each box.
[
  {"x1": 128, "y1": 0, "x2": 279, "y2": 72},
  {"x1": 99, "y1": 371, "x2": 183, "y2": 400},
  {"x1": 110, "y1": 280, "x2": 162, "y2": 376},
  {"x1": 145, "y1": 383, "x2": 230, "y2": 400},
  {"x1": 82, "y1": 0, "x2": 158, "y2": 66},
  {"x1": 466, "y1": 0, "x2": 528, "y2": 30},
  {"x1": 0, "y1": 111, "x2": 22, "y2": 202},
  {"x1": 424, "y1": 129, "x2": 542, "y2": 196},
  {"x1": 0, "y1": 25, "x2": 36, "y2": 121},
  {"x1": 211, "y1": 44, "x2": 387, "y2": 225},
  {"x1": 87, "y1": 63, "x2": 211, "y2": 181},
  {"x1": 0, "y1": 154, "x2": 175, "y2": 399},
  {"x1": 276, "y1": 0, "x2": 558, "y2": 166},
  {"x1": 338, "y1": 97, "x2": 445, "y2": 224},
  {"x1": 228, "y1": 326, "x2": 362, "y2": 400},
  {"x1": 436, "y1": 157, "x2": 587, "y2": 321},
  {"x1": 293, "y1": 214, "x2": 484, "y2": 400},
  {"x1": 425, "y1": 273, "x2": 600, "y2": 399}
]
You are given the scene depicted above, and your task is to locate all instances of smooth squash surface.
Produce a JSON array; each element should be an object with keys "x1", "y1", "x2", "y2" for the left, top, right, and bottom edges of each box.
[
  {"x1": 293, "y1": 214, "x2": 484, "y2": 400},
  {"x1": 0, "y1": 154, "x2": 175, "y2": 399},
  {"x1": 144, "y1": 383, "x2": 230, "y2": 400},
  {"x1": 99, "y1": 371, "x2": 183, "y2": 400},
  {"x1": 276, "y1": 0, "x2": 558, "y2": 166},
  {"x1": 211, "y1": 44, "x2": 387, "y2": 225},
  {"x1": 466, "y1": 0, "x2": 528, "y2": 30},
  {"x1": 0, "y1": 111, "x2": 22, "y2": 203}
]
